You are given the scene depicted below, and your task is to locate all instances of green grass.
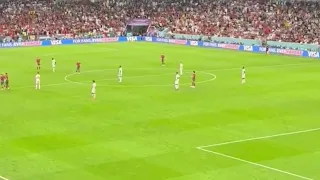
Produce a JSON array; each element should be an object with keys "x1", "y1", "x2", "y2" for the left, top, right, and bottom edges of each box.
[{"x1": 0, "y1": 42, "x2": 320, "y2": 180}]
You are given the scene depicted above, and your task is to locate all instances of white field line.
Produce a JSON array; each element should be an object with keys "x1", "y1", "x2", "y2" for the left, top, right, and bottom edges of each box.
[
  {"x1": 12, "y1": 70, "x2": 215, "y2": 89},
  {"x1": 197, "y1": 147, "x2": 314, "y2": 180},
  {"x1": 11, "y1": 61, "x2": 316, "y2": 90},
  {"x1": 0, "y1": 175, "x2": 9, "y2": 180},
  {"x1": 197, "y1": 127, "x2": 320, "y2": 180},
  {"x1": 63, "y1": 70, "x2": 216, "y2": 87},
  {"x1": 63, "y1": 72, "x2": 173, "y2": 84},
  {"x1": 197, "y1": 127, "x2": 320, "y2": 149}
]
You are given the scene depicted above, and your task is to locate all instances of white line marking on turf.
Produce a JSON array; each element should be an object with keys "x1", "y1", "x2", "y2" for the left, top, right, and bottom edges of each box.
[
  {"x1": 11, "y1": 62, "x2": 316, "y2": 90},
  {"x1": 64, "y1": 71, "x2": 173, "y2": 84},
  {"x1": 197, "y1": 127, "x2": 320, "y2": 149},
  {"x1": 0, "y1": 175, "x2": 9, "y2": 180},
  {"x1": 197, "y1": 127, "x2": 320, "y2": 180},
  {"x1": 197, "y1": 147, "x2": 314, "y2": 180},
  {"x1": 64, "y1": 69, "x2": 216, "y2": 87}
]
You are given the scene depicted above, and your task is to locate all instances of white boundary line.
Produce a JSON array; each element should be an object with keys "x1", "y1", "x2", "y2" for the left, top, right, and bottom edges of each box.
[
  {"x1": 196, "y1": 127, "x2": 320, "y2": 180},
  {"x1": 0, "y1": 175, "x2": 9, "y2": 180}
]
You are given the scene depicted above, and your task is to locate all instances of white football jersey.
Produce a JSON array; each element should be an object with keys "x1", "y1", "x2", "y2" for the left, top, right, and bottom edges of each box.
[
  {"x1": 35, "y1": 74, "x2": 40, "y2": 81},
  {"x1": 242, "y1": 68, "x2": 246, "y2": 78},
  {"x1": 118, "y1": 67, "x2": 123, "y2": 76},
  {"x1": 52, "y1": 59, "x2": 56, "y2": 66},
  {"x1": 175, "y1": 74, "x2": 180, "y2": 82},
  {"x1": 92, "y1": 83, "x2": 96, "y2": 93}
]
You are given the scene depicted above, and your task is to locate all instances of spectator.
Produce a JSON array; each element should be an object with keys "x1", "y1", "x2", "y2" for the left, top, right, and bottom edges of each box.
[{"x1": 0, "y1": 0, "x2": 319, "y2": 44}]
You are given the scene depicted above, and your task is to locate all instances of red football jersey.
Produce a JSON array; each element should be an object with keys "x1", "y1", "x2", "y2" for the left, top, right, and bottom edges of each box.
[
  {"x1": 36, "y1": 58, "x2": 40, "y2": 64},
  {"x1": 76, "y1": 62, "x2": 81, "y2": 67},
  {"x1": 161, "y1": 55, "x2": 165, "y2": 60},
  {"x1": 192, "y1": 73, "x2": 196, "y2": 80},
  {"x1": 0, "y1": 75, "x2": 4, "y2": 81}
]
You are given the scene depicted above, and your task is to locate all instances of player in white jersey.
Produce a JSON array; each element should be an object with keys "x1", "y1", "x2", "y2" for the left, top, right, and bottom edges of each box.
[
  {"x1": 35, "y1": 72, "x2": 40, "y2": 89},
  {"x1": 179, "y1": 62, "x2": 183, "y2": 75},
  {"x1": 241, "y1": 66, "x2": 246, "y2": 84},
  {"x1": 91, "y1": 80, "x2": 96, "y2": 100},
  {"x1": 118, "y1": 66, "x2": 123, "y2": 83},
  {"x1": 52, "y1": 58, "x2": 56, "y2": 72},
  {"x1": 174, "y1": 72, "x2": 180, "y2": 90}
]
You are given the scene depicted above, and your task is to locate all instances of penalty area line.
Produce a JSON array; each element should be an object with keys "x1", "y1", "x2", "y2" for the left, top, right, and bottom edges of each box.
[
  {"x1": 197, "y1": 127, "x2": 320, "y2": 149},
  {"x1": 197, "y1": 147, "x2": 314, "y2": 180},
  {"x1": 196, "y1": 127, "x2": 320, "y2": 180}
]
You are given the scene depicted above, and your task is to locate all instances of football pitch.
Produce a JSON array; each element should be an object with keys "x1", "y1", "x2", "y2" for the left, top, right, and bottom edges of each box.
[{"x1": 0, "y1": 42, "x2": 320, "y2": 180}]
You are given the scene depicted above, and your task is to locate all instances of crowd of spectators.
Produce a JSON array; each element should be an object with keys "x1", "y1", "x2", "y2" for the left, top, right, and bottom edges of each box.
[{"x1": 0, "y1": 0, "x2": 319, "y2": 44}]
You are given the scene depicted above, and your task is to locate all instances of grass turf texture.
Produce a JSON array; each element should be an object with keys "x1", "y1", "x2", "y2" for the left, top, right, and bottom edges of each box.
[{"x1": 0, "y1": 42, "x2": 320, "y2": 180}]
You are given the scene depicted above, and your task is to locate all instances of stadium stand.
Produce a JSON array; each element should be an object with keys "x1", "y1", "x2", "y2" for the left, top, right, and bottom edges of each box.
[{"x1": 0, "y1": 0, "x2": 319, "y2": 45}]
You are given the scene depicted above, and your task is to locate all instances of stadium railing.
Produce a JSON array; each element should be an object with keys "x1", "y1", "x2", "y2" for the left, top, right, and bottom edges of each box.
[{"x1": 168, "y1": 33, "x2": 319, "y2": 52}]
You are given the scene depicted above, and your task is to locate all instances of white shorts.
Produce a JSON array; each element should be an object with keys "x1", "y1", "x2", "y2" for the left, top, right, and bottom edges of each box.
[
  {"x1": 242, "y1": 75, "x2": 245, "y2": 79},
  {"x1": 91, "y1": 89, "x2": 96, "y2": 94},
  {"x1": 36, "y1": 80, "x2": 40, "y2": 84},
  {"x1": 52, "y1": 65, "x2": 56, "y2": 68}
]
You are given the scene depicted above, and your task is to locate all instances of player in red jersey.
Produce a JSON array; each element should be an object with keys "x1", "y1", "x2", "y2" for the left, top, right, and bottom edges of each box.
[
  {"x1": 5, "y1": 73, "x2": 9, "y2": 89},
  {"x1": 36, "y1": 57, "x2": 41, "y2": 70},
  {"x1": 160, "y1": 54, "x2": 165, "y2": 66},
  {"x1": 191, "y1": 71, "x2": 196, "y2": 88},
  {"x1": 0, "y1": 74, "x2": 4, "y2": 90},
  {"x1": 76, "y1": 61, "x2": 81, "y2": 73}
]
